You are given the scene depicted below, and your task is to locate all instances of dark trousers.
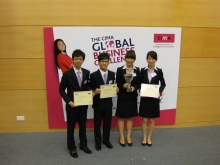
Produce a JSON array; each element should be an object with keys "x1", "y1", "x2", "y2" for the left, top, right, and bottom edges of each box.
[
  {"x1": 94, "y1": 107, "x2": 112, "y2": 145},
  {"x1": 66, "y1": 107, "x2": 87, "y2": 151}
]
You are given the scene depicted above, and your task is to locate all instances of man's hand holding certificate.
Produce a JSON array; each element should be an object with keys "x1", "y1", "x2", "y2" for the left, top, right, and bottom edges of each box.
[
  {"x1": 100, "y1": 84, "x2": 117, "y2": 99},
  {"x1": 74, "y1": 91, "x2": 93, "y2": 106},
  {"x1": 140, "y1": 84, "x2": 159, "y2": 98}
]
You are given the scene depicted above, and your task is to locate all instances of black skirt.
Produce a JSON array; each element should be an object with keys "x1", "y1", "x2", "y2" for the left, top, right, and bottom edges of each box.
[
  {"x1": 139, "y1": 97, "x2": 160, "y2": 118},
  {"x1": 115, "y1": 97, "x2": 138, "y2": 118}
]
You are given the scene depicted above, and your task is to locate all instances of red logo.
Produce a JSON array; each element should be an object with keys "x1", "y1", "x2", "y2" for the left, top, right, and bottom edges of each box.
[
  {"x1": 154, "y1": 34, "x2": 175, "y2": 43},
  {"x1": 105, "y1": 40, "x2": 115, "y2": 48}
]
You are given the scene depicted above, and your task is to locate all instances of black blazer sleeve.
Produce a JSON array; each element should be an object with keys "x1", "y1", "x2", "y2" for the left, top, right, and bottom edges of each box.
[
  {"x1": 59, "y1": 72, "x2": 71, "y2": 104},
  {"x1": 158, "y1": 68, "x2": 166, "y2": 93},
  {"x1": 89, "y1": 72, "x2": 96, "y2": 92}
]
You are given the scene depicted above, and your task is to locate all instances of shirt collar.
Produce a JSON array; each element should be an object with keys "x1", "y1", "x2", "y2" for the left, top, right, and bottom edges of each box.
[
  {"x1": 73, "y1": 66, "x2": 82, "y2": 73},
  {"x1": 144, "y1": 66, "x2": 158, "y2": 71},
  {"x1": 122, "y1": 65, "x2": 136, "y2": 70},
  {"x1": 99, "y1": 69, "x2": 108, "y2": 75}
]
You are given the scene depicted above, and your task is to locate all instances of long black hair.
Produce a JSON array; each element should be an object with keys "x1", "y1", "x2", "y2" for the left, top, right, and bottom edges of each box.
[{"x1": 54, "y1": 39, "x2": 67, "y2": 68}]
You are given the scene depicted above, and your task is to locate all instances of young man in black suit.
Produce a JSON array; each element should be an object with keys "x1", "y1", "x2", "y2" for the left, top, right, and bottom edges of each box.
[
  {"x1": 59, "y1": 49, "x2": 92, "y2": 158},
  {"x1": 90, "y1": 53, "x2": 119, "y2": 151}
]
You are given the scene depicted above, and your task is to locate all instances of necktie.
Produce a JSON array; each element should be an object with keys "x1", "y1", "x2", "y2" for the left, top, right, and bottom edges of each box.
[
  {"x1": 77, "y1": 71, "x2": 82, "y2": 87},
  {"x1": 103, "y1": 73, "x2": 107, "y2": 84}
]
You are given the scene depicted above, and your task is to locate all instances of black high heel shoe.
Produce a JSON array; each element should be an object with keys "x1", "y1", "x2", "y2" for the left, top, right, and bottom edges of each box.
[
  {"x1": 147, "y1": 139, "x2": 152, "y2": 147},
  {"x1": 126, "y1": 137, "x2": 133, "y2": 146},
  {"x1": 147, "y1": 143, "x2": 152, "y2": 147},
  {"x1": 141, "y1": 139, "x2": 147, "y2": 146},
  {"x1": 119, "y1": 137, "x2": 126, "y2": 147}
]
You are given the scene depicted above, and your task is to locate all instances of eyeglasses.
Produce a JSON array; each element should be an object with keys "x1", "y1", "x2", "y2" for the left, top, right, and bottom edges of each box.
[
  {"x1": 100, "y1": 60, "x2": 109, "y2": 63},
  {"x1": 73, "y1": 58, "x2": 83, "y2": 61}
]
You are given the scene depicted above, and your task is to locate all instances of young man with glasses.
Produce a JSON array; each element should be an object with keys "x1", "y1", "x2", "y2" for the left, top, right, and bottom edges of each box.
[
  {"x1": 90, "y1": 52, "x2": 119, "y2": 151},
  {"x1": 59, "y1": 49, "x2": 92, "y2": 158}
]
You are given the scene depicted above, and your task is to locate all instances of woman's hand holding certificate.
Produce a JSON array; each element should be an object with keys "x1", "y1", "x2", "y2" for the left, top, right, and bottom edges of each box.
[{"x1": 140, "y1": 84, "x2": 159, "y2": 98}]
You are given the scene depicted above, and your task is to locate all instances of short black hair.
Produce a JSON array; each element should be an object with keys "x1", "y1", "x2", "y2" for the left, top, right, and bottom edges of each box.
[
  {"x1": 125, "y1": 50, "x2": 136, "y2": 60},
  {"x1": 72, "y1": 49, "x2": 85, "y2": 60},
  {"x1": 98, "y1": 52, "x2": 110, "y2": 62},
  {"x1": 146, "y1": 51, "x2": 157, "y2": 60}
]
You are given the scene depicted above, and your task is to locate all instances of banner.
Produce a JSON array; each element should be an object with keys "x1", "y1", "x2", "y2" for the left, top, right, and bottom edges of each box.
[{"x1": 44, "y1": 27, "x2": 181, "y2": 128}]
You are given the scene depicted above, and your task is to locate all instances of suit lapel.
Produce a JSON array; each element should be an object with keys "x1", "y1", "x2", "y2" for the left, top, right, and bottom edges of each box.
[
  {"x1": 143, "y1": 69, "x2": 149, "y2": 83},
  {"x1": 130, "y1": 68, "x2": 138, "y2": 84},
  {"x1": 70, "y1": 68, "x2": 81, "y2": 88},
  {"x1": 122, "y1": 68, "x2": 127, "y2": 83},
  {"x1": 81, "y1": 68, "x2": 87, "y2": 88},
  {"x1": 106, "y1": 70, "x2": 112, "y2": 84},
  {"x1": 150, "y1": 69, "x2": 159, "y2": 83},
  {"x1": 122, "y1": 68, "x2": 127, "y2": 75},
  {"x1": 97, "y1": 70, "x2": 105, "y2": 85}
]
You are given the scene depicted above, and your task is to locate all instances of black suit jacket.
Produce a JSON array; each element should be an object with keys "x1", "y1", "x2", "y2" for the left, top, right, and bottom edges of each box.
[
  {"x1": 90, "y1": 69, "x2": 115, "y2": 109},
  {"x1": 116, "y1": 66, "x2": 140, "y2": 98},
  {"x1": 59, "y1": 67, "x2": 90, "y2": 112},
  {"x1": 140, "y1": 67, "x2": 166, "y2": 93}
]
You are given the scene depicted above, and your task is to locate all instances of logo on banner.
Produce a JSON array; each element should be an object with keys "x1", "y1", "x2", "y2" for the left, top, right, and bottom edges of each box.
[
  {"x1": 153, "y1": 34, "x2": 175, "y2": 48},
  {"x1": 154, "y1": 34, "x2": 175, "y2": 43},
  {"x1": 91, "y1": 36, "x2": 135, "y2": 65}
]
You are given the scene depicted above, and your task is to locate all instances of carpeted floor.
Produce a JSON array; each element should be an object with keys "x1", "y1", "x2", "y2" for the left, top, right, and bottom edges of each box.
[{"x1": 0, "y1": 126, "x2": 220, "y2": 165}]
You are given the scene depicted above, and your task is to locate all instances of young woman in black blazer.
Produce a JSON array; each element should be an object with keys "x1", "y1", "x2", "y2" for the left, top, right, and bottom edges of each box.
[
  {"x1": 139, "y1": 51, "x2": 166, "y2": 146},
  {"x1": 116, "y1": 50, "x2": 140, "y2": 147}
]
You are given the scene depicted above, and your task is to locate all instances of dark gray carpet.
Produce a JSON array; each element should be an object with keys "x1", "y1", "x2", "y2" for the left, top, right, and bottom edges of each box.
[{"x1": 0, "y1": 126, "x2": 220, "y2": 165}]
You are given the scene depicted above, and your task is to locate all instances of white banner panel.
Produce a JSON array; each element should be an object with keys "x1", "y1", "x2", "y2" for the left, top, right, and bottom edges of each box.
[{"x1": 44, "y1": 27, "x2": 181, "y2": 128}]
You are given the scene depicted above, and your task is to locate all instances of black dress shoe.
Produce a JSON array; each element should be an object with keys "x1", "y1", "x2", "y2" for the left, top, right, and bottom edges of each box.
[
  {"x1": 119, "y1": 137, "x2": 126, "y2": 147},
  {"x1": 80, "y1": 146, "x2": 92, "y2": 154},
  {"x1": 95, "y1": 144, "x2": 101, "y2": 151},
  {"x1": 103, "y1": 142, "x2": 113, "y2": 149},
  {"x1": 69, "y1": 150, "x2": 78, "y2": 158}
]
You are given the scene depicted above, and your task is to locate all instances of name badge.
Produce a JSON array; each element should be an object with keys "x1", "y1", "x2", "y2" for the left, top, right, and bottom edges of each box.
[
  {"x1": 151, "y1": 72, "x2": 157, "y2": 77},
  {"x1": 109, "y1": 80, "x2": 112, "y2": 84},
  {"x1": 84, "y1": 80, "x2": 87, "y2": 84}
]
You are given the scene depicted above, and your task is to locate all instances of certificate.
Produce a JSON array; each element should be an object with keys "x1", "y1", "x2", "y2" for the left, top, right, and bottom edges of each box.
[
  {"x1": 100, "y1": 84, "x2": 117, "y2": 99},
  {"x1": 140, "y1": 84, "x2": 159, "y2": 98},
  {"x1": 73, "y1": 91, "x2": 93, "y2": 106}
]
